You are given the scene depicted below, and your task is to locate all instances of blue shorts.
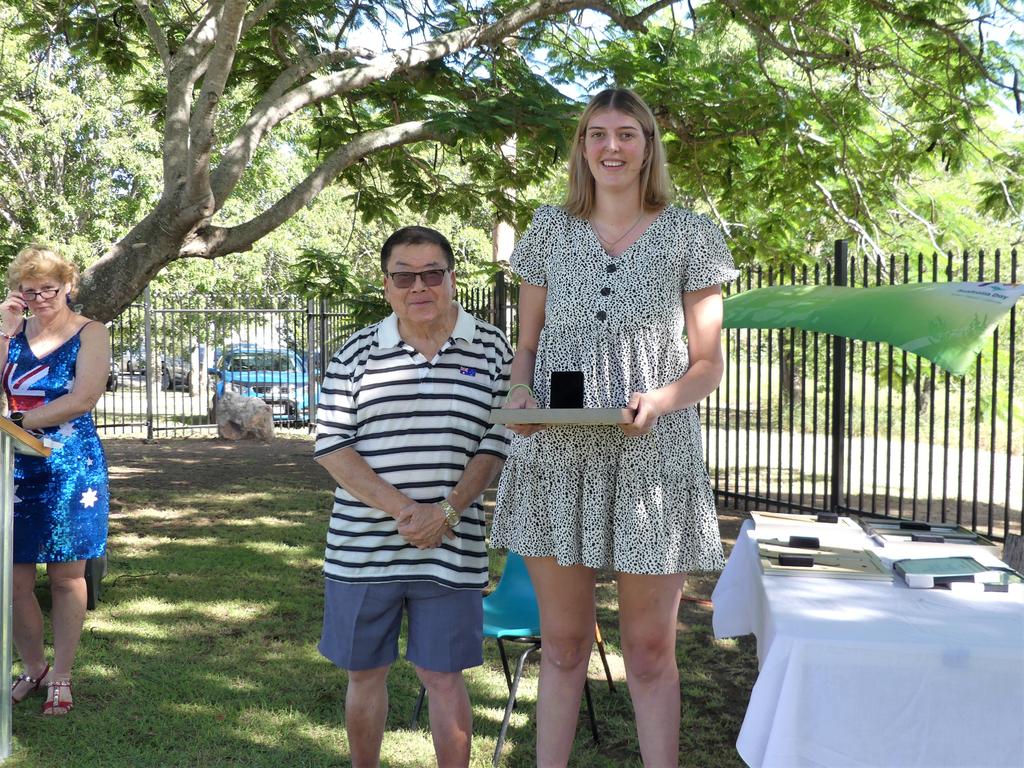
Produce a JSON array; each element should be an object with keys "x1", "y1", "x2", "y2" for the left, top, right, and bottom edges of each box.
[{"x1": 319, "y1": 579, "x2": 483, "y2": 673}]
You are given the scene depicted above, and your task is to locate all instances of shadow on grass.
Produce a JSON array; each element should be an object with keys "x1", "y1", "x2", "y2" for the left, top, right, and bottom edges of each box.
[{"x1": 10, "y1": 438, "x2": 755, "y2": 768}]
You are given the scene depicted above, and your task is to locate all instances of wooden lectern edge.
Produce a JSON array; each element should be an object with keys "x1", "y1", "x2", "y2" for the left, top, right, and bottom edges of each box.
[{"x1": 0, "y1": 416, "x2": 51, "y2": 458}]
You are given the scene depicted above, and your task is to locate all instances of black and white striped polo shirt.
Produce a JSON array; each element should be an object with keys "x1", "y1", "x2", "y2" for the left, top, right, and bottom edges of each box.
[{"x1": 315, "y1": 303, "x2": 512, "y2": 589}]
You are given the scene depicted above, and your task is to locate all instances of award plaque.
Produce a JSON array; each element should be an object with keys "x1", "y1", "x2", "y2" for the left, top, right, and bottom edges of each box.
[
  {"x1": 490, "y1": 408, "x2": 634, "y2": 425},
  {"x1": 495, "y1": 371, "x2": 634, "y2": 425},
  {"x1": 758, "y1": 541, "x2": 891, "y2": 581}
]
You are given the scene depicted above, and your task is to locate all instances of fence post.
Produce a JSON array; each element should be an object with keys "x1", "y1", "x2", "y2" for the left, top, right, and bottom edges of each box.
[
  {"x1": 494, "y1": 270, "x2": 507, "y2": 335},
  {"x1": 830, "y1": 240, "x2": 848, "y2": 512},
  {"x1": 307, "y1": 298, "x2": 317, "y2": 428},
  {"x1": 143, "y1": 285, "x2": 154, "y2": 441}
]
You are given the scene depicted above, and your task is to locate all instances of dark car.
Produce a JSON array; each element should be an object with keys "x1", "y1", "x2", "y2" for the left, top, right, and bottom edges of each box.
[
  {"x1": 121, "y1": 349, "x2": 146, "y2": 375},
  {"x1": 208, "y1": 344, "x2": 313, "y2": 424},
  {"x1": 161, "y1": 355, "x2": 193, "y2": 394},
  {"x1": 106, "y1": 361, "x2": 120, "y2": 392}
]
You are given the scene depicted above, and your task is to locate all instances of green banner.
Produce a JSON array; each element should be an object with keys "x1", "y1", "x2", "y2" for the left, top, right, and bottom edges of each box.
[{"x1": 722, "y1": 282, "x2": 1024, "y2": 376}]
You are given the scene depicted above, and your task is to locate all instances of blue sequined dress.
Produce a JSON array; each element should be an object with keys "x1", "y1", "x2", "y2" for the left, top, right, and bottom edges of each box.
[{"x1": 3, "y1": 323, "x2": 109, "y2": 563}]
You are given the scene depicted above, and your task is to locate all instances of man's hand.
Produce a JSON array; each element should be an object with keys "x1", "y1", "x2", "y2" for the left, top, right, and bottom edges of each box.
[{"x1": 397, "y1": 502, "x2": 455, "y2": 549}]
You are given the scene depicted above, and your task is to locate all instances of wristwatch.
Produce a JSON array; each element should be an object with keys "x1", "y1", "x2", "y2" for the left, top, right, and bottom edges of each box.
[
  {"x1": 9, "y1": 411, "x2": 24, "y2": 428},
  {"x1": 439, "y1": 499, "x2": 460, "y2": 530}
]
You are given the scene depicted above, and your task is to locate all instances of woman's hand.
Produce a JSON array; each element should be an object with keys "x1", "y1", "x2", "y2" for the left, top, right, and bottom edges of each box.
[
  {"x1": 621, "y1": 391, "x2": 663, "y2": 436},
  {"x1": 503, "y1": 384, "x2": 545, "y2": 437},
  {"x1": 1, "y1": 291, "x2": 26, "y2": 336}
]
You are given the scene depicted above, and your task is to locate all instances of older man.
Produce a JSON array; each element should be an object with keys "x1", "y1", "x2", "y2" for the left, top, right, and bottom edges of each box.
[{"x1": 314, "y1": 226, "x2": 512, "y2": 768}]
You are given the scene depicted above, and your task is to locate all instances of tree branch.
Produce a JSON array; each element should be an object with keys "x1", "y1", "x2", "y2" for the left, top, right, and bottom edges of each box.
[
  {"x1": 241, "y1": 0, "x2": 277, "y2": 36},
  {"x1": 893, "y1": 197, "x2": 944, "y2": 254},
  {"x1": 863, "y1": 0, "x2": 1015, "y2": 98},
  {"x1": 132, "y1": 0, "x2": 171, "y2": 69},
  {"x1": 186, "y1": 0, "x2": 248, "y2": 220},
  {"x1": 814, "y1": 180, "x2": 886, "y2": 261},
  {"x1": 210, "y1": 0, "x2": 667, "y2": 206},
  {"x1": 584, "y1": 0, "x2": 676, "y2": 31},
  {"x1": 188, "y1": 120, "x2": 440, "y2": 259},
  {"x1": 169, "y1": 0, "x2": 224, "y2": 74},
  {"x1": 161, "y1": 1, "x2": 223, "y2": 196}
]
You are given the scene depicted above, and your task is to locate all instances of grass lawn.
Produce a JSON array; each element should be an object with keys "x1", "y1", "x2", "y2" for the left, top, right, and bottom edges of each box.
[{"x1": 9, "y1": 437, "x2": 757, "y2": 767}]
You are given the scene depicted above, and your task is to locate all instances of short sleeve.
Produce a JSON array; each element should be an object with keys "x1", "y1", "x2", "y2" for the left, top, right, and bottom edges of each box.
[
  {"x1": 476, "y1": 329, "x2": 514, "y2": 460},
  {"x1": 683, "y1": 214, "x2": 740, "y2": 293},
  {"x1": 314, "y1": 350, "x2": 358, "y2": 458},
  {"x1": 510, "y1": 205, "x2": 560, "y2": 286}
]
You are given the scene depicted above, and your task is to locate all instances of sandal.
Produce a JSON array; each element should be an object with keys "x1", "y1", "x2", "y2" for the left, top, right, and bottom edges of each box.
[
  {"x1": 11, "y1": 663, "x2": 50, "y2": 705},
  {"x1": 41, "y1": 678, "x2": 73, "y2": 716}
]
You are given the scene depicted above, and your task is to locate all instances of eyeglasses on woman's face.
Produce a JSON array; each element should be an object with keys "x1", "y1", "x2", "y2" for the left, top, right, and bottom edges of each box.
[
  {"x1": 20, "y1": 286, "x2": 62, "y2": 301},
  {"x1": 386, "y1": 268, "x2": 450, "y2": 289}
]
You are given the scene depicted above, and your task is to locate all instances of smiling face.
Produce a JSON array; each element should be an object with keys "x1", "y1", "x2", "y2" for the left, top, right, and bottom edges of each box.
[
  {"x1": 383, "y1": 242, "x2": 456, "y2": 331},
  {"x1": 582, "y1": 108, "x2": 649, "y2": 196}
]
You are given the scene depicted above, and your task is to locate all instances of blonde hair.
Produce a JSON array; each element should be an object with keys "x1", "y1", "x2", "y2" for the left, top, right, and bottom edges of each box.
[
  {"x1": 7, "y1": 244, "x2": 79, "y2": 295},
  {"x1": 563, "y1": 88, "x2": 673, "y2": 219}
]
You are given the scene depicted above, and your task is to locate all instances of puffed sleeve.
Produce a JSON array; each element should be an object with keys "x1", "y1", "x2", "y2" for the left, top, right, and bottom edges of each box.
[
  {"x1": 510, "y1": 205, "x2": 559, "y2": 286},
  {"x1": 682, "y1": 213, "x2": 740, "y2": 292}
]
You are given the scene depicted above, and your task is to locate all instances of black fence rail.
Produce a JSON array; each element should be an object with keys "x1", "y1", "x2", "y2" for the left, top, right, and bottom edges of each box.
[
  {"x1": 97, "y1": 252, "x2": 1021, "y2": 540},
  {"x1": 706, "y1": 243, "x2": 1022, "y2": 541},
  {"x1": 98, "y1": 275, "x2": 519, "y2": 438}
]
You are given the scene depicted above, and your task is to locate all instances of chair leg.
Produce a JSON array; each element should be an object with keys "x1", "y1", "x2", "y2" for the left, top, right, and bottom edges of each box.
[
  {"x1": 409, "y1": 684, "x2": 426, "y2": 729},
  {"x1": 593, "y1": 622, "x2": 615, "y2": 692},
  {"x1": 493, "y1": 641, "x2": 540, "y2": 767},
  {"x1": 582, "y1": 679, "x2": 599, "y2": 744},
  {"x1": 496, "y1": 638, "x2": 513, "y2": 695},
  {"x1": 85, "y1": 555, "x2": 105, "y2": 610}
]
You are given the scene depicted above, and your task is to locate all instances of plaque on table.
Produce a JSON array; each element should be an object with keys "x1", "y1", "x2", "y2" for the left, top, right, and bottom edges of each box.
[
  {"x1": 490, "y1": 407, "x2": 634, "y2": 425},
  {"x1": 758, "y1": 541, "x2": 891, "y2": 581},
  {"x1": 751, "y1": 510, "x2": 862, "y2": 531},
  {"x1": 859, "y1": 519, "x2": 1000, "y2": 554},
  {"x1": 893, "y1": 556, "x2": 1023, "y2": 589}
]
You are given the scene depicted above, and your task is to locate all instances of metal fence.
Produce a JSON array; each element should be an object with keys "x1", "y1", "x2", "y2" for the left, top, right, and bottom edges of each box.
[
  {"x1": 97, "y1": 250, "x2": 1022, "y2": 540},
  {"x1": 706, "y1": 243, "x2": 1023, "y2": 541},
  {"x1": 98, "y1": 276, "x2": 518, "y2": 439}
]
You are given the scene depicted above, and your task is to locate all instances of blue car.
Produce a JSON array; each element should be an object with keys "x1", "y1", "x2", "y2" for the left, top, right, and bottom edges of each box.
[{"x1": 209, "y1": 344, "x2": 314, "y2": 424}]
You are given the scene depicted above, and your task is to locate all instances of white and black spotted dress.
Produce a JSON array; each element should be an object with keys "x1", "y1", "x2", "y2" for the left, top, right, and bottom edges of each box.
[{"x1": 490, "y1": 205, "x2": 739, "y2": 574}]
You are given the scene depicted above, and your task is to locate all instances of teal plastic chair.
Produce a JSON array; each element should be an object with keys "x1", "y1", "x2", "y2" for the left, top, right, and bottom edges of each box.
[{"x1": 411, "y1": 551, "x2": 615, "y2": 766}]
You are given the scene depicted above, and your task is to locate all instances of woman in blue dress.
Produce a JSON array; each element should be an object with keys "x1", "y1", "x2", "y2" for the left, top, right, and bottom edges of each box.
[{"x1": 1, "y1": 245, "x2": 110, "y2": 716}]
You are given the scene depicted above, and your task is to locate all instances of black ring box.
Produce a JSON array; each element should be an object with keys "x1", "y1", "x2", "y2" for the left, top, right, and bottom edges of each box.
[{"x1": 549, "y1": 371, "x2": 584, "y2": 409}]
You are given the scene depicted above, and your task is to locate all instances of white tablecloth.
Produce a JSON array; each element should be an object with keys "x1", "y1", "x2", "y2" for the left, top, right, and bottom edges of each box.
[{"x1": 713, "y1": 519, "x2": 1024, "y2": 768}]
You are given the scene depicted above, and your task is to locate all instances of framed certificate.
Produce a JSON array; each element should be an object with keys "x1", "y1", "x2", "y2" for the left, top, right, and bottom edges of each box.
[{"x1": 490, "y1": 407, "x2": 634, "y2": 425}]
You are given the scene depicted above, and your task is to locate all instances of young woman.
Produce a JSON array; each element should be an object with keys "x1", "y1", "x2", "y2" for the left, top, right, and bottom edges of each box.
[
  {"x1": 491, "y1": 88, "x2": 737, "y2": 766},
  {"x1": 2, "y1": 245, "x2": 111, "y2": 715}
]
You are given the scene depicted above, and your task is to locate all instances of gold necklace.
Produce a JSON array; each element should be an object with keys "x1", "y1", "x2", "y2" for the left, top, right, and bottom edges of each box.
[{"x1": 591, "y1": 211, "x2": 645, "y2": 249}]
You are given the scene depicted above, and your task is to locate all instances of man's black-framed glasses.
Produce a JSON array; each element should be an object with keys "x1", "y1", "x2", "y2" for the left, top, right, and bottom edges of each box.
[
  {"x1": 386, "y1": 268, "x2": 450, "y2": 289},
  {"x1": 21, "y1": 287, "x2": 62, "y2": 301}
]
